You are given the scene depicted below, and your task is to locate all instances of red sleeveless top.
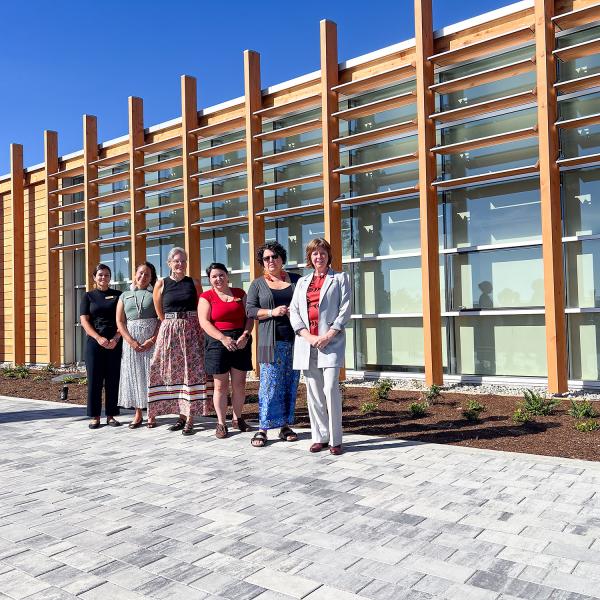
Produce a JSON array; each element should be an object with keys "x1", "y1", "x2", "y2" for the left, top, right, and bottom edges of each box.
[{"x1": 200, "y1": 288, "x2": 246, "y2": 330}]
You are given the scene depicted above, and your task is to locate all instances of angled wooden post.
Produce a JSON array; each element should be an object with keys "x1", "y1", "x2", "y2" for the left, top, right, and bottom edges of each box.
[
  {"x1": 244, "y1": 50, "x2": 264, "y2": 376},
  {"x1": 10, "y1": 143, "x2": 25, "y2": 365},
  {"x1": 44, "y1": 131, "x2": 61, "y2": 365},
  {"x1": 181, "y1": 76, "x2": 201, "y2": 279},
  {"x1": 320, "y1": 19, "x2": 342, "y2": 271},
  {"x1": 535, "y1": 0, "x2": 567, "y2": 393},
  {"x1": 414, "y1": 0, "x2": 443, "y2": 385},
  {"x1": 83, "y1": 115, "x2": 99, "y2": 290},
  {"x1": 129, "y1": 97, "x2": 146, "y2": 276}
]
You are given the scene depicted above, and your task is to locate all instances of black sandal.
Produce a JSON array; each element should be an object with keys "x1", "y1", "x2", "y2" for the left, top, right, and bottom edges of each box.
[
  {"x1": 251, "y1": 431, "x2": 267, "y2": 447},
  {"x1": 146, "y1": 420, "x2": 157, "y2": 429},
  {"x1": 182, "y1": 421, "x2": 194, "y2": 436},
  {"x1": 168, "y1": 418, "x2": 186, "y2": 432},
  {"x1": 278, "y1": 426, "x2": 298, "y2": 442},
  {"x1": 129, "y1": 420, "x2": 143, "y2": 429},
  {"x1": 88, "y1": 419, "x2": 100, "y2": 430}
]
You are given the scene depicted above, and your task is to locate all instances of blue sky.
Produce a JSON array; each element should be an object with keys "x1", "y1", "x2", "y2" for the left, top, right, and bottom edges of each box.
[{"x1": 0, "y1": 0, "x2": 512, "y2": 175}]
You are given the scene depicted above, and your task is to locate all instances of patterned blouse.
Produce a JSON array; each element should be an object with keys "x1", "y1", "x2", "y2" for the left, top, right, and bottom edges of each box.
[{"x1": 306, "y1": 273, "x2": 326, "y2": 336}]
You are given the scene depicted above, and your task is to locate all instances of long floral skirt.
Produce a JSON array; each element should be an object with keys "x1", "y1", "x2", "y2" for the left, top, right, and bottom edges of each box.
[
  {"x1": 148, "y1": 314, "x2": 209, "y2": 418},
  {"x1": 118, "y1": 318, "x2": 158, "y2": 409},
  {"x1": 258, "y1": 341, "x2": 299, "y2": 430}
]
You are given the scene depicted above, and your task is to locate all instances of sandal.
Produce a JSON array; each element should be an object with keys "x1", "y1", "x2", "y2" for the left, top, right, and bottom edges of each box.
[
  {"x1": 129, "y1": 420, "x2": 143, "y2": 429},
  {"x1": 182, "y1": 421, "x2": 194, "y2": 436},
  {"x1": 232, "y1": 417, "x2": 252, "y2": 432},
  {"x1": 146, "y1": 420, "x2": 157, "y2": 429},
  {"x1": 107, "y1": 418, "x2": 121, "y2": 427},
  {"x1": 278, "y1": 426, "x2": 298, "y2": 442},
  {"x1": 215, "y1": 423, "x2": 228, "y2": 439},
  {"x1": 88, "y1": 419, "x2": 100, "y2": 430},
  {"x1": 251, "y1": 431, "x2": 267, "y2": 447},
  {"x1": 168, "y1": 418, "x2": 186, "y2": 432}
]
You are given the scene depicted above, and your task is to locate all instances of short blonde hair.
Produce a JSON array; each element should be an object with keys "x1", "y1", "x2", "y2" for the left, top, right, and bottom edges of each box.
[
  {"x1": 167, "y1": 247, "x2": 187, "y2": 263},
  {"x1": 305, "y1": 238, "x2": 332, "y2": 269}
]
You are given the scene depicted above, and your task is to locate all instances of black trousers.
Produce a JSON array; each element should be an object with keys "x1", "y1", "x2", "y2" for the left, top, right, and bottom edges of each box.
[{"x1": 85, "y1": 337, "x2": 122, "y2": 418}]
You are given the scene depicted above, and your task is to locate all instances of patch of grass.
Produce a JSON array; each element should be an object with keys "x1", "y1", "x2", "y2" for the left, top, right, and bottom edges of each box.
[
  {"x1": 360, "y1": 401, "x2": 379, "y2": 415},
  {"x1": 2, "y1": 365, "x2": 30, "y2": 379},
  {"x1": 519, "y1": 389, "x2": 561, "y2": 416},
  {"x1": 62, "y1": 376, "x2": 79, "y2": 384},
  {"x1": 409, "y1": 401, "x2": 428, "y2": 418},
  {"x1": 568, "y1": 399, "x2": 598, "y2": 419},
  {"x1": 422, "y1": 384, "x2": 442, "y2": 405},
  {"x1": 77, "y1": 377, "x2": 88, "y2": 386},
  {"x1": 512, "y1": 407, "x2": 533, "y2": 424},
  {"x1": 370, "y1": 378, "x2": 394, "y2": 403},
  {"x1": 462, "y1": 399, "x2": 486, "y2": 422},
  {"x1": 32, "y1": 375, "x2": 44, "y2": 381},
  {"x1": 574, "y1": 419, "x2": 599, "y2": 432}
]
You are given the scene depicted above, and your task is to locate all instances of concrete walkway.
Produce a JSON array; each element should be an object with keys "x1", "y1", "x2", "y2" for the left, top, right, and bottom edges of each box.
[{"x1": 0, "y1": 396, "x2": 599, "y2": 600}]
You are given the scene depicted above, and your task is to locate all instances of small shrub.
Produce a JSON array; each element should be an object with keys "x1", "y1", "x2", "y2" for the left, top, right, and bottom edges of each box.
[
  {"x1": 422, "y1": 384, "x2": 442, "y2": 405},
  {"x1": 62, "y1": 375, "x2": 79, "y2": 384},
  {"x1": 568, "y1": 399, "x2": 598, "y2": 419},
  {"x1": 77, "y1": 377, "x2": 88, "y2": 386},
  {"x1": 462, "y1": 399, "x2": 486, "y2": 422},
  {"x1": 371, "y1": 378, "x2": 394, "y2": 402},
  {"x1": 409, "y1": 401, "x2": 428, "y2": 418},
  {"x1": 32, "y1": 375, "x2": 44, "y2": 381},
  {"x1": 360, "y1": 401, "x2": 379, "y2": 415},
  {"x1": 245, "y1": 394, "x2": 259, "y2": 404},
  {"x1": 520, "y1": 389, "x2": 561, "y2": 416},
  {"x1": 2, "y1": 365, "x2": 30, "y2": 379},
  {"x1": 574, "y1": 419, "x2": 599, "y2": 432},
  {"x1": 512, "y1": 407, "x2": 533, "y2": 424},
  {"x1": 42, "y1": 363, "x2": 57, "y2": 374}
]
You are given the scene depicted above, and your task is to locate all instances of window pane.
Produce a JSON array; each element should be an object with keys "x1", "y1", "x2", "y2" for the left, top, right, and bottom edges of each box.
[
  {"x1": 99, "y1": 242, "x2": 131, "y2": 285},
  {"x1": 454, "y1": 314, "x2": 547, "y2": 376},
  {"x1": 450, "y1": 247, "x2": 544, "y2": 309},
  {"x1": 200, "y1": 225, "x2": 249, "y2": 272},
  {"x1": 443, "y1": 178, "x2": 541, "y2": 248},
  {"x1": 265, "y1": 214, "x2": 324, "y2": 266},
  {"x1": 568, "y1": 313, "x2": 600, "y2": 380},
  {"x1": 146, "y1": 234, "x2": 185, "y2": 278},
  {"x1": 557, "y1": 25, "x2": 600, "y2": 83},
  {"x1": 565, "y1": 239, "x2": 600, "y2": 308},
  {"x1": 562, "y1": 166, "x2": 600, "y2": 237}
]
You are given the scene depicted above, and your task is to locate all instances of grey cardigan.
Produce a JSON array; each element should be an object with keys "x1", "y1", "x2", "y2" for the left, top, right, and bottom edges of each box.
[{"x1": 246, "y1": 273, "x2": 300, "y2": 364}]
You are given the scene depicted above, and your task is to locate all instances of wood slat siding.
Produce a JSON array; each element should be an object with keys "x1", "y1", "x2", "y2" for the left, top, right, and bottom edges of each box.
[
  {"x1": 536, "y1": 0, "x2": 568, "y2": 393},
  {"x1": 129, "y1": 97, "x2": 146, "y2": 275},
  {"x1": 10, "y1": 144, "x2": 25, "y2": 365},
  {"x1": 414, "y1": 0, "x2": 443, "y2": 386},
  {"x1": 83, "y1": 115, "x2": 99, "y2": 290}
]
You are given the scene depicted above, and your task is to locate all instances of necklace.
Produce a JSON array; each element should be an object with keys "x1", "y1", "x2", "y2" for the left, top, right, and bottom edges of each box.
[
  {"x1": 215, "y1": 287, "x2": 234, "y2": 302},
  {"x1": 133, "y1": 288, "x2": 148, "y2": 318}
]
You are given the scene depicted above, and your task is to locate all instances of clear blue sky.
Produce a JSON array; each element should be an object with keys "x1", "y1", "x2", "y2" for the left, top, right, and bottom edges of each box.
[{"x1": 0, "y1": 0, "x2": 512, "y2": 175}]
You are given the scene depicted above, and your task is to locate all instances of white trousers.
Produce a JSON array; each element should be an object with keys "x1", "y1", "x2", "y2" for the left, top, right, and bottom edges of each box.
[{"x1": 303, "y1": 347, "x2": 343, "y2": 447}]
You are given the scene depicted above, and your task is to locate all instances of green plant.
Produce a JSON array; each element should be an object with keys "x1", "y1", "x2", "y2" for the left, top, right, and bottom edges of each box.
[
  {"x1": 574, "y1": 419, "x2": 599, "y2": 432},
  {"x1": 512, "y1": 407, "x2": 533, "y2": 424},
  {"x1": 32, "y1": 375, "x2": 44, "y2": 381},
  {"x1": 520, "y1": 389, "x2": 561, "y2": 416},
  {"x1": 422, "y1": 384, "x2": 442, "y2": 404},
  {"x1": 2, "y1": 365, "x2": 30, "y2": 379},
  {"x1": 360, "y1": 401, "x2": 379, "y2": 414},
  {"x1": 462, "y1": 399, "x2": 486, "y2": 422},
  {"x1": 370, "y1": 378, "x2": 394, "y2": 402},
  {"x1": 568, "y1": 399, "x2": 598, "y2": 419},
  {"x1": 409, "y1": 401, "x2": 428, "y2": 418},
  {"x1": 62, "y1": 375, "x2": 78, "y2": 384},
  {"x1": 42, "y1": 363, "x2": 57, "y2": 374},
  {"x1": 77, "y1": 377, "x2": 88, "y2": 386}
]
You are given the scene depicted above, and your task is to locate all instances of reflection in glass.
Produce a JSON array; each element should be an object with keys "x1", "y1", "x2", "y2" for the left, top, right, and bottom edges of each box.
[
  {"x1": 454, "y1": 314, "x2": 547, "y2": 376},
  {"x1": 265, "y1": 214, "x2": 324, "y2": 266},
  {"x1": 99, "y1": 242, "x2": 131, "y2": 285},
  {"x1": 557, "y1": 26, "x2": 600, "y2": 82},
  {"x1": 146, "y1": 234, "x2": 185, "y2": 278},
  {"x1": 565, "y1": 240, "x2": 600, "y2": 308},
  {"x1": 568, "y1": 313, "x2": 600, "y2": 380},
  {"x1": 449, "y1": 247, "x2": 544, "y2": 309},
  {"x1": 562, "y1": 167, "x2": 600, "y2": 236},
  {"x1": 560, "y1": 124, "x2": 600, "y2": 160},
  {"x1": 201, "y1": 225, "x2": 249, "y2": 272}
]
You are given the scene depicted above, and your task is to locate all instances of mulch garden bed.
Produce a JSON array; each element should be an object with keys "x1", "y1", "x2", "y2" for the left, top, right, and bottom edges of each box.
[{"x1": 1, "y1": 369, "x2": 599, "y2": 462}]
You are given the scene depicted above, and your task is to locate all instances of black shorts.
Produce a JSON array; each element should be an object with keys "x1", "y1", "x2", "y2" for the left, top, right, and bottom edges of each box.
[{"x1": 204, "y1": 328, "x2": 253, "y2": 375}]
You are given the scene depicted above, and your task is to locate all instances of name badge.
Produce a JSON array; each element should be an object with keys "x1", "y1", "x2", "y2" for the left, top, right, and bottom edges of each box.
[{"x1": 105, "y1": 296, "x2": 115, "y2": 300}]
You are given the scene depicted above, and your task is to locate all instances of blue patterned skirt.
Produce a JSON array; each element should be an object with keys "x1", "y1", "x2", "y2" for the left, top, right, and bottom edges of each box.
[{"x1": 258, "y1": 341, "x2": 299, "y2": 430}]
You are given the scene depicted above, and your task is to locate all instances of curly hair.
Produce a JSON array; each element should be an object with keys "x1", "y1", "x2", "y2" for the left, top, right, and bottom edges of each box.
[{"x1": 256, "y1": 241, "x2": 287, "y2": 265}]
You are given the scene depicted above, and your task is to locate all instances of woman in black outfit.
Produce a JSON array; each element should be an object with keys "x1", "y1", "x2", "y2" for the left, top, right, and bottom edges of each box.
[{"x1": 79, "y1": 263, "x2": 123, "y2": 429}]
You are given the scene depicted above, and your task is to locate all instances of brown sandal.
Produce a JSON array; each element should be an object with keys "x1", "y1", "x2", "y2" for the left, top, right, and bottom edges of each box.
[
  {"x1": 182, "y1": 421, "x2": 194, "y2": 436},
  {"x1": 232, "y1": 417, "x2": 251, "y2": 432},
  {"x1": 278, "y1": 426, "x2": 298, "y2": 442},
  {"x1": 146, "y1": 420, "x2": 157, "y2": 429},
  {"x1": 215, "y1": 423, "x2": 228, "y2": 439}
]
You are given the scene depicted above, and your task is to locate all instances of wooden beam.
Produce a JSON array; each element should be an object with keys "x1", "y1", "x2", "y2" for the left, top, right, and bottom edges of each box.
[
  {"x1": 44, "y1": 131, "x2": 61, "y2": 365},
  {"x1": 320, "y1": 20, "x2": 342, "y2": 272},
  {"x1": 10, "y1": 144, "x2": 25, "y2": 365},
  {"x1": 83, "y1": 115, "x2": 99, "y2": 290},
  {"x1": 181, "y1": 76, "x2": 201, "y2": 279},
  {"x1": 129, "y1": 96, "x2": 146, "y2": 276},
  {"x1": 333, "y1": 62, "x2": 415, "y2": 96},
  {"x1": 535, "y1": 0, "x2": 567, "y2": 393},
  {"x1": 414, "y1": 0, "x2": 443, "y2": 386}
]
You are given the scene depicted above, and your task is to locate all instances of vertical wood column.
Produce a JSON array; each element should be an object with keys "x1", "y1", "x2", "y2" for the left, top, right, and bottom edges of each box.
[
  {"x1": 181, "y1": 76, "x2": 201, "y2": 279},
  {"x1": 414, "y1": 0, "x2": 443, "y2": 385},
  {"x1": 10, "y1": 143, "x2": 25, "y2": 365},
  {"x1": 244, "y1": 50, "x2": 264, "y2": 376},
  {"x1": 535, "y1": 0, "x2": 567, "y2": 393},
  {"x1": 320, "y1": 20, "x2": 342, "y2": 271},
  {"x1": 244, "y1": 50, "x2": 264, "y2": 283},
  {"x1": 44, "y1": 131, "x2": 61, "y2": 364},
  {"x1": 83, "y1": 115, "x2": 99, "y2": 290},
  {"x1": 129, "y1": 97, "x2": 146, "y2": 276}
]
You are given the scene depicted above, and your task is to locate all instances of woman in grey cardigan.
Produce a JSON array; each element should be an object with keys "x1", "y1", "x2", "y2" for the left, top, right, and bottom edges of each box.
[{"x1": 246, "y1": 242, "x2": 300, "y2": 447}]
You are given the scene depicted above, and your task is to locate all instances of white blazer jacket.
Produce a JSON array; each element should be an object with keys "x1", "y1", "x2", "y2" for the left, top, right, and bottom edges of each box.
[{"x1": 289, "y1": 268, "x2": 352, "y2": 370}]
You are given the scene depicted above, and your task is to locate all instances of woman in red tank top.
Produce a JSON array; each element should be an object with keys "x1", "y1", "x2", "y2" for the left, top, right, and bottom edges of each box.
[{"x1": 198, "y1": 262, "x2": 254, "y2": 439}]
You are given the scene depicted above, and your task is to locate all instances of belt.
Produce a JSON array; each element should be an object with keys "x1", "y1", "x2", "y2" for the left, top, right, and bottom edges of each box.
[{"x1": 164, "y1": 311, "x2": 197, "y2": 319}]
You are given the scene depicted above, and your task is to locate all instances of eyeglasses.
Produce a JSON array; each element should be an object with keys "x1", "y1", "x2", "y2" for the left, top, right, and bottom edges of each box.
[{"x1": 263, "y1": 254, "x2": 280, "y2": 262}]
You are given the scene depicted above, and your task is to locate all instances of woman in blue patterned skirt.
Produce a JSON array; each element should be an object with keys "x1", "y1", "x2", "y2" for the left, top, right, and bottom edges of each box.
[{"x1": 246, "y1": 242, "x2": 300, "y2": 447}]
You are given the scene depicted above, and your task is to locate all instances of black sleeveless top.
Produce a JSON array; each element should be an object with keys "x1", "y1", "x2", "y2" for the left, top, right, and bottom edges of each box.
[
  {"x1": 162, "y1": 276, "x2": 198, "y2": 312},
  {"x1": 271, "y1": 286, "x2": 294, "y2": 342}
]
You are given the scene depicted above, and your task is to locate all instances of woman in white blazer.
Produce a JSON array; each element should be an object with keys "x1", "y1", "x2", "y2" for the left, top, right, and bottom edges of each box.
[{"x1": 289, "y1": 238, "x2": 352, "y2": 455}]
